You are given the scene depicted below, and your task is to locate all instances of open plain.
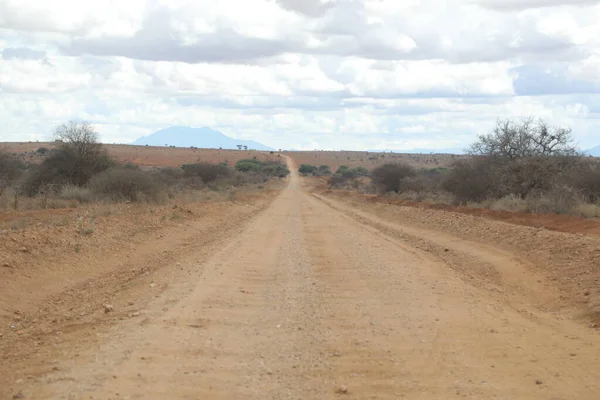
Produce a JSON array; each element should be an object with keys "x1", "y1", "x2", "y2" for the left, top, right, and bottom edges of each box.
[{"x1": 0, "y1": 156, "x2": 599, "y2": 399}]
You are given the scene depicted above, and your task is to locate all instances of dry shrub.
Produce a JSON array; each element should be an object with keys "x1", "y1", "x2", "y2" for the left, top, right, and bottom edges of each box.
[
  {"x1": 181, "y1": 163, "x2": 232, "y2": 183},
  {"x1": 58, "y1": 185, "x2": 94, "y2": 203},
  {"x1": 570, "y1": 163, "x2": 600, "y2": 203},
  {"x1": 88, "y1": 168, "x2": 165, "y2": 203},
  {"x1": 371, "y1": 163, "x2": 415, "y2": 193},
  {"x1": 442, "y1": 157, "x2": 496, "y2": 203}
]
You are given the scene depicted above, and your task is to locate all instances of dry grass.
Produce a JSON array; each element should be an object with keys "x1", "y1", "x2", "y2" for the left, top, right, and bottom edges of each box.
[{"x1": 467, "y1": 192, "x2": 600, "y2": 218}]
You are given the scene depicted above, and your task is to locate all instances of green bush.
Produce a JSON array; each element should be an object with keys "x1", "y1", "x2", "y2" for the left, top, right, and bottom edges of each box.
[
  {"x1": 88, "y1": 168, "x2": 164, "y2": 203},
  {"x1": 261, "y1": 163, "x2": 290, "y2": 178},
  {"x1": 349, "y1": 166, "x2": 369, "y2": 177},
  {"x1": 235, "y1": 159, "x2": 263, "y2": 172},
  {"x1": 299, "y1": 164, "x2": 317, "y2": 175},
  {"x1": 317, "y1": 165, "x2": 332, "y2": 176},
  {"x1": 335, "y1": 165, "x2": 349, "y2": 175}
]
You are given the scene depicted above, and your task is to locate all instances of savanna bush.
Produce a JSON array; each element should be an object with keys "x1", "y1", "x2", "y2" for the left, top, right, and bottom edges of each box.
[{"x1": 88, "y1": 168, "x2": 165, "y2": 203}]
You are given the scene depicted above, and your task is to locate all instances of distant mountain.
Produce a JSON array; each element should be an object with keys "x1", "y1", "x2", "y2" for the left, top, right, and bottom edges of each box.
[
  {"x1": 133, "y1": 126, "x2": 273, "y2": 151},
  {"x1": 586, "y1": 145, "x2": 600, "y2": 157}
]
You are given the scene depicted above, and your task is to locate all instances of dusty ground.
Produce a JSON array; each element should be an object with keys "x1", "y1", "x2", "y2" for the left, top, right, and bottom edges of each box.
[
  {"x1": 0, "y1": 142, "x2": 281, "y2": 167},
  {"x1": 1, "y1": 159, "x2": 599, "y2": 399},
  {"x1": 283, "y1": 150, "x2": 464, "y2": 170}
]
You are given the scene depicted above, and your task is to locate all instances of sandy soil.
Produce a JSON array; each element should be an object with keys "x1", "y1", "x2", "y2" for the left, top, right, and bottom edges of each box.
[
  {"x1": 1, "y1": 159, "x2": 599, "y2": 399},
  {"x1": 0, "y1": 142, "x2": 281, "y2": 167}
]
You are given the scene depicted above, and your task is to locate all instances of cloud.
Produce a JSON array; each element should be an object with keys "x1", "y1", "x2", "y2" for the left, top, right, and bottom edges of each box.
[
  {"x1": 1, "y1": 0, "x2": 600, "y2": 150},
  {"x1": 472, "y1": 0, "x2": 598, "y2": 11},
  {"x1": 1, "y1": 46, "x2": 46, "y2": 60},
  {"x1": 274, "y1": 0, "x2": 338, "y2": 17}
]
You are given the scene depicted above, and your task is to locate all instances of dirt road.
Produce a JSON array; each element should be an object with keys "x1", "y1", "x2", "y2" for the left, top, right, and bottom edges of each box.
[{"x1": 3, "y1": 162, "x2": 600, "y2": 399}]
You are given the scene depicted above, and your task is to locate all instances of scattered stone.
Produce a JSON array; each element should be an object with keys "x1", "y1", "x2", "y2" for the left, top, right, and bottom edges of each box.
[
  {"x1": 18, "y1": 247, "x2": 29, "y2": 253},
  {"x1": 103, "y1": 304, "x2": 114, "y2": 313},
  {"x1": 9, "y1": 324, "x2": 16, "y2": 329},
  {"x1": 535, "y1": 380, "x2": 543, "y2": 385},
  {"x1": 150, "y1": 283, "x2": 156, "y2": 288},
  {"x1": 128, "y1": 301, "x2": 134, "y2": 306},
  {"x1": 584, "y1": 291, "x2": 591, "y2": 296},
  {"x1": 12, "y1": 392, "x2": 25, "y2": 399},
  {"x1": 569, "y1": 353, "x2": 577, "y2": 357},
  {"x1": 444, "y1": 248, "x2": 449, "y2": 252},
  {"x1": 2, "y1": 263, "x2": 13, "y2": 268},
  {"x1": 489, "y1": 329, "x2": 496, "y2": 333},
  {"x1": 336, "y1": 385, "x2": 348, "y2": 394},
  {"x1": 129, "y1": 312, "x2": 141, "y2": 317}
]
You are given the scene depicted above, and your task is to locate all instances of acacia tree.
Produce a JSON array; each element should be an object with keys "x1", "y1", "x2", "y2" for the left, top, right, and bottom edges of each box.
[
  {"x1": 468, "y1": 118, "x2": 579, "y2": 159},
  {"x1": 445, "y1": 118, "x2": 582, "y2": 201},
  {"x1": 53, "y1": 121, "x2": 113, "y2": 186},
  {"x1": 23, "y1": 121, "x2": 113, "y2": 195}
]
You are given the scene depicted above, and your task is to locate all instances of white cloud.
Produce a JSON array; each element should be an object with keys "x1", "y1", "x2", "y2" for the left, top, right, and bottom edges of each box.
[{"x1": 1, "y1": 0, "x2": 600, "y2": 150}]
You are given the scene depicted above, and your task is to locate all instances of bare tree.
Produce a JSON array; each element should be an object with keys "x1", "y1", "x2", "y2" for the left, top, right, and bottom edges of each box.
[
  {"x1": 243, "y1": 145, "x2": 248, "y2": 151},
  {"x1": 54, "y1": 121, "x2": 103, "y2": 159},
  {"x1": 468, "y1": 118, "x2": 579, "y2": 159},
  {"x1": 22, "y1": 121, "x2": 113, "y2": 195},
  {"x1": 236, "y1": 145, "x2": 243, "y2": 150}
]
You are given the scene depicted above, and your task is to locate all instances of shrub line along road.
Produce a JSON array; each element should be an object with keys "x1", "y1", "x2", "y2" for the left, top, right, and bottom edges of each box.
[{"x1": 7, "y1": 158, "x2": 600, "y2": 399}]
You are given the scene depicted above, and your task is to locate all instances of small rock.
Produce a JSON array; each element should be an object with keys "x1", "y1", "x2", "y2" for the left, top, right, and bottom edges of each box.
[
  {"x1": 444, "y1": 248, "x2": 449, "y2": 252},
  {"x1": 103, "y1": 304, "x2": 114, "y2": 313},
  {"x1": 535, "y1": 380, "x2": 543, "y2": 385},
  {"x1": 336, "y1": 385, "x2": 348, "y2": 394},
  {"x1": 12, "y1": 392, "x2": 25, "y2": 399},
  {"x1": 129, "y1": 312, "x2": 141, "y2": 317},
  {"x1": 584, "y1": 291, "x2": 591, "y2": 296},
  {"x1": 128, "y1": 301, "x2": 134, "y2": 306},
  {"x1": 569, "y1": 353, "x2": 577, "y2": 357},
  {"x1": 150, "y1": 283, "x2": 156, "y2": 288},
  {"x1": 2, "y1": 263, "x2": 13, "y2": 268},
  {"x1": 18, "y1": 247, "x2": 29, "y2": 253},
  {"x1": 9, "y1": 324, "x2": 16, "y2": 329}
]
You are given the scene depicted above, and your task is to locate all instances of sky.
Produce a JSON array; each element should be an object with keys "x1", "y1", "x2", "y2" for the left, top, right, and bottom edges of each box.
[{"x1": 1, "y1": 0, "x2": 600, "y2": 151}]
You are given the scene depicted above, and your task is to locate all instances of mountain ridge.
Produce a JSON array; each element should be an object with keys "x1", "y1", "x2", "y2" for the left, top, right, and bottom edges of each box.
[
  {"x1": 586, "y1": 145, "x2": 600, "y2": 156},
  {"x1": 133, "y1": 126, "x2": 273, "y2": 151}
]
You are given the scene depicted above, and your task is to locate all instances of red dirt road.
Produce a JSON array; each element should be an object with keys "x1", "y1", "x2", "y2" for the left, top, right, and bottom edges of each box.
[{"x1": 1, "y1": 159, "x2": 599, "y2": 399}]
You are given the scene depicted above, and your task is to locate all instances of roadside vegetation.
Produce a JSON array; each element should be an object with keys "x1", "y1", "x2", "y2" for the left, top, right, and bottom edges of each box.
[
  {"x1": 0, "y1": 121, "x2": 289, "y2": 212},
  {"x1": 313, "y1": 118, "x2": 600, "y2": 217}
]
